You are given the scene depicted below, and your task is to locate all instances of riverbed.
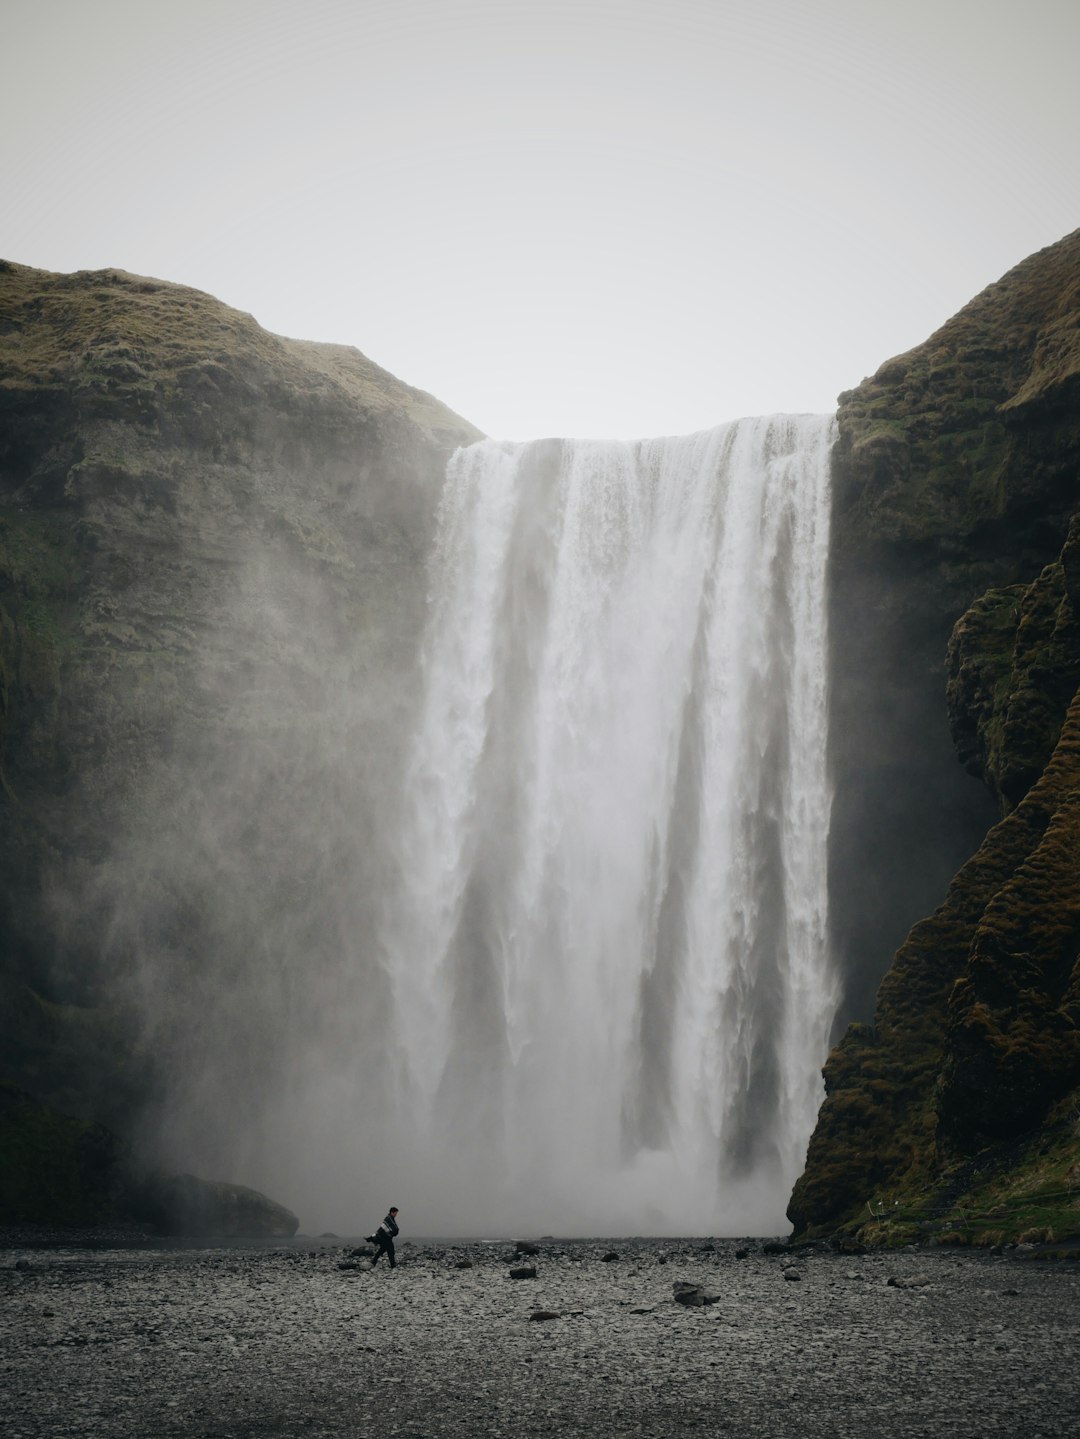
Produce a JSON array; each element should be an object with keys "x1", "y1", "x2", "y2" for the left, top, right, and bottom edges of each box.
[{"x1": 3, "y1": 1238, "x2": 1078, "y2": 1437}]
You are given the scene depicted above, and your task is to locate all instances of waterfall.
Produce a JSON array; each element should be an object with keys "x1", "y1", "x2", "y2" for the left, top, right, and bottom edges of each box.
[{"x1": 379, "y1": 414, "x2": 838, "y2": 1235}]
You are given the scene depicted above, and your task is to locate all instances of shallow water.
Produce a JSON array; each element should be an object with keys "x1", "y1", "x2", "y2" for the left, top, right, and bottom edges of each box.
[{"x1": 3, "y1": 1238, "x2": 1078, "y2": 1437}]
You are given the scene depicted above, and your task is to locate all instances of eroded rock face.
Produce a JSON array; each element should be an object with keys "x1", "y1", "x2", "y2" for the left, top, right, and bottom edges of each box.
[
  {"x1": 829, "y1": 227, "x2": 1080, "y2": 1024},
  {"x1": 792, "y1": 229, "x2": 1080, "y2": 1238},
  {"x1": 0, "y1": 260, "x2": 480, "y2": 1193}
]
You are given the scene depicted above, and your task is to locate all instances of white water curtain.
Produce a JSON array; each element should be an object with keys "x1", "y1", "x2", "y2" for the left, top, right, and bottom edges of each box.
[{"x1": 379, "y1": 415, "x2": 838, "y2": 1235}]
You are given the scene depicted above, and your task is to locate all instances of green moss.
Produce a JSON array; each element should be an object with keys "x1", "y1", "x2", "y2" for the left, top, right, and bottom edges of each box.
[
  {"x1": 946, "y1": 546, "x2": 1080, "y2": 813},
  {"x1": 0, "y1": 261, "x2": 482, "y2": 442}
]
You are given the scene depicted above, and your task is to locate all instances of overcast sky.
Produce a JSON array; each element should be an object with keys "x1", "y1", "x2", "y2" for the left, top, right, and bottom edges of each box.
[{"x1": 3, "y1": 0, "x2": 1077, "y2": 440}]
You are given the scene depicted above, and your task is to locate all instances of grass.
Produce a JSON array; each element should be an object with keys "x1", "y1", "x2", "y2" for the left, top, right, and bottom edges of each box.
[{"x1": 0, "y1": 259, "x2": 481, "y2": 442}]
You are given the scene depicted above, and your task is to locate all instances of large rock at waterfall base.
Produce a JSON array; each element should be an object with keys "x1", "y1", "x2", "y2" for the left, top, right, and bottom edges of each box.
[{"x1": 141, "y1": 1172, "x2": 299, "y2": 1238}]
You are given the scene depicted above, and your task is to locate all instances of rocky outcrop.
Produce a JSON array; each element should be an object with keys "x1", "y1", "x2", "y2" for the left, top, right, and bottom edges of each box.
[
  {"x1": 0, "y1": 260, "x2": 480, "y2": 1201},
  {"x1": 139, "y1": 1172, "x2": 299, "y2": 1238},
  {"x1": 828, "y1": 228, "x2": 1080, "y2": 1022},
  {"x1": 0, "y1": 1083, "x2": 297, "y2": 1234},
  {"x1": 792, "y1": 230, "x2": 1080, "y2": 1240},
  {"x1": 0, "y1": 1081, "x2": 131, "y2": 1228}
]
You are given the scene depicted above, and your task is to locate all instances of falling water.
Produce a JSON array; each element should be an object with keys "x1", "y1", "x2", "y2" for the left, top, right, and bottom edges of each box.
[{"x1": 380, "y1": 415, "x2": 838, "y2": 1235}]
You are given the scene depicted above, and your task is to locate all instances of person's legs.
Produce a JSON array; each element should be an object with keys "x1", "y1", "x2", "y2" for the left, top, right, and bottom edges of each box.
[{"x1": 372, "y1": 1233, "x2": 392, "y2": 1266}]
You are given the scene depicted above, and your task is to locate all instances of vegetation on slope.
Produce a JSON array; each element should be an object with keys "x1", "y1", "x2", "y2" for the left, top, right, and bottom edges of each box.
[
  {"x1": 0, "y1": 259, "x2": 480, "y2": 1225},
  {"x1": 792, "y1": 520, "x2": 1080, "y2": 1245}
]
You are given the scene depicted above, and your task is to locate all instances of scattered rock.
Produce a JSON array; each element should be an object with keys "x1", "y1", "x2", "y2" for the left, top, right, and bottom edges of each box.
[
  {"x1": 734, "y1": 1247, "x2": 750, "y2": 1260},
  {"x1": 783, "y1": 1270, "x2": 802, "y2": 1282},
  {"x1": 509, "y1": 1266, "x2": 537, "y2": 1280},
  {"x1": 672, "y1": 1281, "x2": 719, "y2": 1307},
  {"x1": 453, "y1": 1259, "x2": 474, "y2": 1270},
  {"x1": 887, "y1": 1274, "x2": 932, "y2": 1289},
  {"x1": 601, "y1": 1251, "x2": 619, "y2": 1262},
  {"x1": 515, "y1": 1241, "x2": 540, "y2": 1256},
  {"x1": 529, "y1": 1310, "x2": 560, "y2": 1322}
]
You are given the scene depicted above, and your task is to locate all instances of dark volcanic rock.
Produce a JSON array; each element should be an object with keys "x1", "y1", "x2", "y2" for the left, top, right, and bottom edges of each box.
[
  {"x1": 672, "y1": 1280, "x2": 719, "y2": 1306},
  {"x1": 828, "y1": 228, "x2": 1080, "y2": 1024},
  {"x1": 0, "y1": 259, "x2": 479, "y2": 1221},
  {"x1": 139, "y1": 1173, "x2": 299, "y2": 1237},
  {"x1": 791, "y1": 230, "x2": 1080, "y2": 1242}
]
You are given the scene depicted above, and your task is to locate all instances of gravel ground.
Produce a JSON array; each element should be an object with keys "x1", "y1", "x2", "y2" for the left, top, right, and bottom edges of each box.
[{"x1": 3, "y1": 1238, "x2": 1079, "y2": 1438}]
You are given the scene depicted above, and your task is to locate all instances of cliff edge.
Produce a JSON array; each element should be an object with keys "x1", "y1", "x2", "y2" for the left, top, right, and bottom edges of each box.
[
  {"x1": 793, "y1": 229, "x2": 1080, "y2": 1244},
  {"x1": 0, "y1": 260, "x2": 480, "y2": 1224}
]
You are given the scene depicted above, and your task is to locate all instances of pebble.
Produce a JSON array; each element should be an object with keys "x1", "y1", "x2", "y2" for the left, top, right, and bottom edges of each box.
[{"x1": 2, "y1": 1239, "x2": 1078, "y2": 1437}]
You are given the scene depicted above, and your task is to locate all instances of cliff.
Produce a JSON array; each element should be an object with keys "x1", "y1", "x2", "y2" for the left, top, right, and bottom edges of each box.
[
  {"x1": 792, "y1": 229, "x2": 1080, "y2": 1243},
  {"x1": 0, "y1": 260, "x2": 480, "y2": 1224}
]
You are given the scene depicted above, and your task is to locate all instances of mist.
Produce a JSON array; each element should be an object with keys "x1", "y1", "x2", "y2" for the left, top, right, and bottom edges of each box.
[{"x1": 62, "y1": 413, "x2": 840, "y2": 1238}]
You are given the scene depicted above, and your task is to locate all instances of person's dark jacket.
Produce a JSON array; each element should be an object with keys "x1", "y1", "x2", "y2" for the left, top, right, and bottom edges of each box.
[{"x1": 379, "y1": 1212, "x2": 399, "y2": 1239}]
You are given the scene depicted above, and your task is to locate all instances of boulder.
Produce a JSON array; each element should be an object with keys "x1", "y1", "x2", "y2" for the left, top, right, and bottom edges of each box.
[
  {"x1": 141, "y1": 1173, "x2": 299, "y2": 1237},
  {"x1": 672, "y1": 1281, "x2": 719, "y2": 1307}
]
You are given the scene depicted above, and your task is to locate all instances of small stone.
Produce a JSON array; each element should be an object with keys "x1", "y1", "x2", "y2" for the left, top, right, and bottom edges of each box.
[
  {"x1": 601, "y1": 1251, "x2": 619, "y2": 1262},
  {"x1": 515, "y1": 1241, "x2": 540, "y2": 1256},
  {"x1": 509, "y1": 1265, "x2": 537, "y2": 1280},
  {"x1": 529, "y1": 1310, "x2": 560, "y2": 1322},
  {"x1": 673, "y1": 1281, "x2": 719, "y2": 1307},
  {"x1": 734, "y1": 1247, "x2": 750, "y2": 1260},
  {"x1": 783, "y1": 1270, "x2": 802, "y2": 1282}
]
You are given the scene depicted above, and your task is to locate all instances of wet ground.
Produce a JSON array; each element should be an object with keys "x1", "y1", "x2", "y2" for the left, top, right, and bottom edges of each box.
[{"x1": 3, "y1": 1237, "x2": 1079, "y2": 1438}]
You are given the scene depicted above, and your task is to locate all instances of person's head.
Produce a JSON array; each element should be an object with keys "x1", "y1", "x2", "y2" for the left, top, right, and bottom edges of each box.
[{"x1": 389, "y1": 1207, "x2": 399, "y2": 1216}]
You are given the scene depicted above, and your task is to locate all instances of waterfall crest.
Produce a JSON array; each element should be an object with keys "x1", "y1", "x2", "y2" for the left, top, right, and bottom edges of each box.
[{"x1": 380, "y1": 415, "x2": 838, "y2": 1235}]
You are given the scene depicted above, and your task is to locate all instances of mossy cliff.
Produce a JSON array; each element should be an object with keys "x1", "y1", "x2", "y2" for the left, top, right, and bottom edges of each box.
[
  {"x1": 0, "y1": 260, "x2": 479, "y2": 1225},
  {"x1": 828, "y1": 228, "x2": 1080, "y2": 1023},
  {"x1": 792, "y1": 230, "x2": 1080, "y2": 1242}
]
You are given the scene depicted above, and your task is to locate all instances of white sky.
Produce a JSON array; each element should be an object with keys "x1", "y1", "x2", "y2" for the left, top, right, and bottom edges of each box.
[{"x1": 3, "y1": 0, "x2": 1078, "y2": 440}]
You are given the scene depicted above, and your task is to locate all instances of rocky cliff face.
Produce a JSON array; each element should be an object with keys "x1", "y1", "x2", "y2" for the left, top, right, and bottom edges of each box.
[
  {"x1": 792, "y1": 230, "x2": 1080, "y2": 1241},
  {"x1": 0, "y1": 260, "x2": 479, "y2": 1218}
]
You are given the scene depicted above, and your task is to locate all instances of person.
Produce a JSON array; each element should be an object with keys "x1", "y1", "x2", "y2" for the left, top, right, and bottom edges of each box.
[{"x1": 367, "y1": 1206, "x2": 400, "y2": 1268}]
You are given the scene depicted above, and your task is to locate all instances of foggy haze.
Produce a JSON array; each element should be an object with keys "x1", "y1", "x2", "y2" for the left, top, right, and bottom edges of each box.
[
  {"x1": 3, "y1": 0, "x2": 1078, "y2": 440},
  {"x1": 85, "y1": 417, "x2": 837, "y2": 1237}
]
